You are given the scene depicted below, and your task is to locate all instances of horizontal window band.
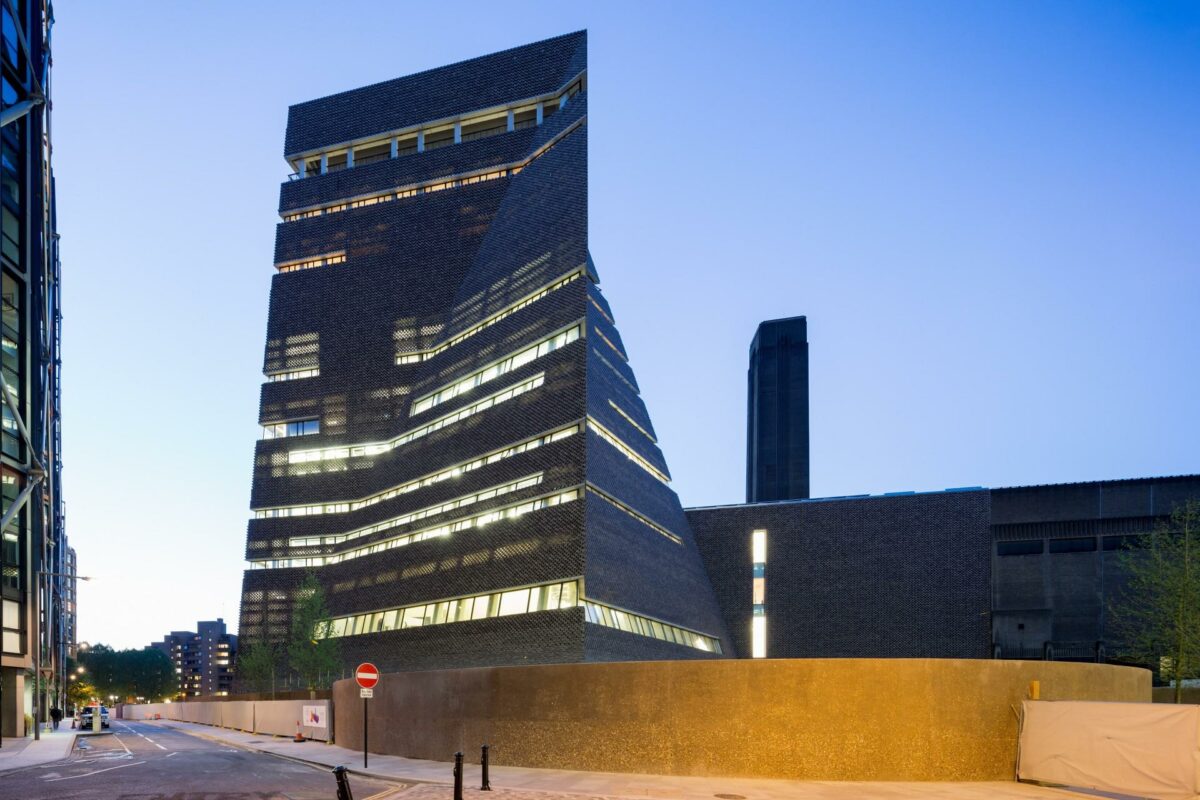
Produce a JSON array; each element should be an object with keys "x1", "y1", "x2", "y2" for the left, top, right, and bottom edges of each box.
[
  {"x1": 583, "y1": 598, "x2": 722, "y2": 655},
  {"x1": 396, "y1": 268, "x2": 584, "y2": 366},
  {"x1": 411, "y1": 322, "x2": 582, "y2": 415},
  {"x1": 287, "y1": 373, "x2": 545, "y2": 464},
  {"x1": 253, "y1": 423, "x2": 580, "y2": 519},
  {"x1": 287, "y1": 71, "x2": 584, "y2": 165},
  {"x1": 248, "y1": 486, "x2": 581, "y2": 569},
  {"x1": 264, "y1": 367, "x2": 319, "y2": 382},
  {"x1": 588, "y1": 294, "x2": 615, "y2": 326},
  {"x1": 592, "y1": 325, "x2": 627, "y2": 362},
  {"x1": 591, "y1": 347, "x2": 638, "y2": 394},
  {"x1": 607, "y1": 399, "x2": 656, "y2": 444},
  {"x1": 276, "y1": 252, "x2": 346, "y2": 273},
  {"x1": 287, "y1": 473, "x2": 545, "y2": 548},
  {"x1": 281, "y1": 117, "x2": 585, "y2": 222},
  {"x1": 587, "y1": 417, "x2": 670, "y2": 484},
  {"x1": 586, "y1": 484, "x2": 682, "y2": 545},
  {"x1": 317, "y1": 579, "x2": 583, "y2": 639}
]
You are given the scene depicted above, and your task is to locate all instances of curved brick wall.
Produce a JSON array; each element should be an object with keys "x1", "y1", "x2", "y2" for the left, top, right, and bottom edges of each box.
[{"x1": 333, "y1": 658, "x2": 1149, "y2": 780}]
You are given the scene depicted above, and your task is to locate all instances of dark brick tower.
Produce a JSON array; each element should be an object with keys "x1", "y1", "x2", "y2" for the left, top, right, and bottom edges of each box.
[
  {"x1": 237, "y1": 32, "x2": 732, "y2": 671},
  {"x1": 746, "y1": 316, "x2": 810, "y2": 503}
]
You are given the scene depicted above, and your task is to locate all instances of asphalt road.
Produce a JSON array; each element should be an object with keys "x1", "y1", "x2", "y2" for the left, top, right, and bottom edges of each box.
[{"x1": 0, "y1": 719, "x2": 401, "y2": 800}]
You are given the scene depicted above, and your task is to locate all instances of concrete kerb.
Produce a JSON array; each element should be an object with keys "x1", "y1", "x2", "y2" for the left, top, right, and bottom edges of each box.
[
  {"x1": 0, "y1": 731, "x2": 79, "y2": 777},
  {"x1": 151, "y1": 720, "x2": 423, "y2": 788}
]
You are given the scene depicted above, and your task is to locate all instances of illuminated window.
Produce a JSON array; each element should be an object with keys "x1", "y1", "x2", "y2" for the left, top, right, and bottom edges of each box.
[
  {"x1": 582, "y1": 599, "x2": 722, "y2": 654},
  {"x1": 248, "y1": 487, "x2": 580, "y2": 569},
  {"x1": 277, "y1": 253, "x2": 346, "y2": 274},
  {"x1": 586, "y1": 485, "x2": 681, "y2": 544},
  {"x1": 254, "y1": 424, "x2": 578, "y2": 519},
  {"x1": 587, "y1": 417, "x2": 670, "y2": 484},
  {"x1": 317, "y1": 579, "x2": 583, "y2": 638},
  {"x1": 287, "y1": 473, "x2": 544, "y2": 548},
  {"x1": 412, "y1": 324, "x2": 581, "y2": 415},
  {"x1": 261, "y1": 418, "x2": 320, "y2": 440},
  {"x1": 262, "y1": 367, "x2": 319, "y2": 383},
  {"x1": 281, "y1": 116, "x2": 583, "y2": 222},
  {"x1": 751, "y1": 529, "x2": 767, "y2": 658},
  {"x1": 607, "y1": 400, "x2": 656, "y2": 443},
  {"x1": 288, "y1": 374, "x2": 545, "y2": 465},
  {"x1": 395, "y1": 269, "x2": 583, "y2": 365},
  {"x1": 266, "y1": 367, "x2": 319, "y2": 382}
]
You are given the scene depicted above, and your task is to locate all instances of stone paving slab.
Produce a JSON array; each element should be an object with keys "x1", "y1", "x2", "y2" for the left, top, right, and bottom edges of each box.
[
  {"x1": 0, "y1": 729, "x2": 77, "y2": 774},
  {"x1": 150, "y1": 719, "x2": 1096, "y2": 800}
]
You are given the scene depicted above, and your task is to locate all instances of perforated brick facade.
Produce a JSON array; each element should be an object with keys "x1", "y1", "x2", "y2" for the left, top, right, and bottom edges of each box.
[
  {"x1": 237, "y1": 31, "x2": 731, "y2": 673},
  {"x1": 688, "y1": 491, "x2": 994, "y2": 659}
]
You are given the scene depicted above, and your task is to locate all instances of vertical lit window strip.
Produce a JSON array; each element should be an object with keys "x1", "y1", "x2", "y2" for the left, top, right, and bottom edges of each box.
[{"x1": 751, "y1": 529, "x2": 767, "y2": 658}]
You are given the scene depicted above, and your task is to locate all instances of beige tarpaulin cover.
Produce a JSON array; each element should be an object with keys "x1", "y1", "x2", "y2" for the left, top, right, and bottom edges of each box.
[{"x1": 1019, "y1": 700, "x2": 1200, "y2": 800}]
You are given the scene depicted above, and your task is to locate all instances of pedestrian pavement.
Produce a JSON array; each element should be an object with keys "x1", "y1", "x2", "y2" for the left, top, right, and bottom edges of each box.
[
  {"x1": 0, "y1": 728, "x2": 77, "y2": 774},
  {"x1": 149, "y1": 720, "x2": 1096, "y2": 800}
]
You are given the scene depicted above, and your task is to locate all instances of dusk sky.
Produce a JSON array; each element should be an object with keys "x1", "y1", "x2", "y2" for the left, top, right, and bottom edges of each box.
[{"x1": 52, "y1": 1, "x2": 1198, "y2": 649}]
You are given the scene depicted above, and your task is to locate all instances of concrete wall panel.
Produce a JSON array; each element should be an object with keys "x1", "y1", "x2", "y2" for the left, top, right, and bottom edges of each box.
[
  {"x1": 223, "y1": 701, "x2": 254, "y2": 732},
  {"x1": 255, "y1": 699, "x2": 330, "y2": 741},
  {"x1": 333, "y1": 659, "x2": 1148, "y2": 781}
]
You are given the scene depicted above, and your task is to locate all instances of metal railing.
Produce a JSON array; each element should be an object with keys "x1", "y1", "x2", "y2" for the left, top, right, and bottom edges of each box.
[
  {"x1": 285, "y1": 114, "x2": 543, "y2": 180},
  {"x1": 460, "y1": 124, "x2": 507, "y2": 143}
]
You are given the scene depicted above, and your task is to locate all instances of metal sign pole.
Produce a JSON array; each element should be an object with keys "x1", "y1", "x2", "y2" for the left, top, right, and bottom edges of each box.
[{"x1": 363, "y1": 696, "x2": 368, "y2": 769}]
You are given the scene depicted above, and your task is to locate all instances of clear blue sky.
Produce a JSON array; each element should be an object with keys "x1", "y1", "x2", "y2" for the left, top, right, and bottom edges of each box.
[{"x1": 52, "y1": 1, "x2": 1199, "y2": 648}]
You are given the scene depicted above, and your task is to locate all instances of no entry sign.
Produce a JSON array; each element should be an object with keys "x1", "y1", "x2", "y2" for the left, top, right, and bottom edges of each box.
[
  {"x1": 357, "y1": 662, "x2": 380, "y2": 769},
  {"x1": 356, "y1": 662, "x2": 380, "y2": 689}
]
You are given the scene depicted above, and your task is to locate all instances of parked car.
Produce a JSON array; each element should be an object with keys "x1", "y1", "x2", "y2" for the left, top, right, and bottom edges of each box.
[{"x1": 80, "y1": 705, "x2": 109, "y2": 729}]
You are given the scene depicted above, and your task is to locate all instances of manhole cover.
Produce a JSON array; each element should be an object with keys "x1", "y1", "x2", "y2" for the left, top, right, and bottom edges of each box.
[{"x1": 715, "y1": 795, "x2": 746, "y2": 799}]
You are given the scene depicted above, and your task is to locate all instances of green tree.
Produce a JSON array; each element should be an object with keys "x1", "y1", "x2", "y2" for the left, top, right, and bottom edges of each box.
[
  {"x1": 68, "y1": 679, "x2": 97, "y2": 709},
  {"x1": 1111, "y1": 500, "x2": 1200, "y2": 703},
  {"x1": 80, "y1": 645, "x2": 176, "y2": 702},
  {"x1": 287, "y1": 573, "x2": 341, "y2": 692},
  {"x1": 125, "y1": 648, "x2": 176, "y2": 702},
  {"x1": 237, "y1": 642, "x2": 280, "y2": 698}
]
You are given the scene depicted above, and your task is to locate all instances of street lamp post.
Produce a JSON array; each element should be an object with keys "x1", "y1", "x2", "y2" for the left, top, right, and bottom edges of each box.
[{"x1": 32, "y1": 571, "x2": 91, "y2": 741}]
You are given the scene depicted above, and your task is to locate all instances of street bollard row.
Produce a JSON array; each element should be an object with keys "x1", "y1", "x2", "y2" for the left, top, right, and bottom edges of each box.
[{"x1": 332, "y1": 743, "x2": 493, "y2": 800}]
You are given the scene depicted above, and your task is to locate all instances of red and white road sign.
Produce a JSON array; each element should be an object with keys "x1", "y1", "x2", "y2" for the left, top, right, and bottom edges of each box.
[{"x1": 355, "y1": 662, "x2": 380, "y2": 689}]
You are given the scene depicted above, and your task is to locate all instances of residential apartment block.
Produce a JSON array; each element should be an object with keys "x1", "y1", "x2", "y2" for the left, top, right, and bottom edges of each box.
[{"x1": 151, "y1": 619, "x2": 238, "y2": 698}]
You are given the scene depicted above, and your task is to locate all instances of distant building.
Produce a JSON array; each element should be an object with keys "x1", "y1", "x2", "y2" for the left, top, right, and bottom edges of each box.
[
  {"x1": 746, "y1": 316, "x2": 809, "y2": 503},
  {"x1": 1, "y1": 2, "x2": 68, "y2": 738},
  {"x1": 151, "y1": 619, "x2": 237, "y2": 698}
]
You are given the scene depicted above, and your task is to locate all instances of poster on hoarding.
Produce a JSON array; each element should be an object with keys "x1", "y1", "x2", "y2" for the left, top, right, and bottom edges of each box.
[{"x1": 302, "y1": 705, "x2": 326, "y2": 728}]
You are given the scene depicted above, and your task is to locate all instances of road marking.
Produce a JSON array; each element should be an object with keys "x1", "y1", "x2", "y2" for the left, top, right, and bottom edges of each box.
[
  {"x1": 166, "y1": 751, "x2": 178, "y2": 758},
  {"x1": 152, "y1": 742, "x2": 168, "y2": 751},
  {"x1": 44, "y1": 760, "x2": 147, "y2": 781}
]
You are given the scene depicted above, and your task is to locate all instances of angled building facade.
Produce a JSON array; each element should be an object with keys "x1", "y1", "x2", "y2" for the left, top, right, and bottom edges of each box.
[{"x1": 237, "y1": 32, "x2": 732, "y2": 672}]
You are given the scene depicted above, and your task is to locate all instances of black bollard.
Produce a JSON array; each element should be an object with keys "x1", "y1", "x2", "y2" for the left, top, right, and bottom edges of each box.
[
  {"x1": 480, "y1": 744, "x2": 492, "y2": 791},
  {"x1": 333, "y1": 765, "x2": 355, "y2": 800},
  {"x1": 453, "y1": 751, "x2": 464, "y2": 800}
]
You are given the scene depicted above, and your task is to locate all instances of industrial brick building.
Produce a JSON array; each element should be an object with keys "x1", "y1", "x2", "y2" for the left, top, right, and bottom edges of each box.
[{"x1": 237, "y1": 31, "x2": 731, "y2": 671}]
